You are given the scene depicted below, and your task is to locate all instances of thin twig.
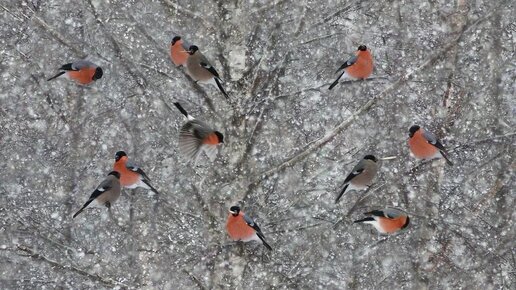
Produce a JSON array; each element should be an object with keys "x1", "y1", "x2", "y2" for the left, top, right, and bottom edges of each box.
[
  {"x1": 182, "y1": 269, "x2": 207, "y2": 290},
  {"x1": 251, "y1": 11, "x2": 497, "y2": 187},
  {"x1": 16, "y1": 245, "x2": 127, "y2": 287}
]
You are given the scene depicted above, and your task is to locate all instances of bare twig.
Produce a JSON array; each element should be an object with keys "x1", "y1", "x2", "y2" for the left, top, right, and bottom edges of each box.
[
  {"x1": 251, "y1": 10, "x2": 499, "y2": 187},
  {"x1": 160, "y1": 0, "x2": 212, "y2": 29},
  {"x1": 182, "y1": 269, "x2": 207, "y2": 290},
  {"x1": 16, "y1": 245, "x2": 127, "y2": 287},
  {"x1": 0, "y1": 4, "x2": 23, "y2": 21},
  {"x1": 450, "y1": 132, "x2": 516, "y2": 151}
]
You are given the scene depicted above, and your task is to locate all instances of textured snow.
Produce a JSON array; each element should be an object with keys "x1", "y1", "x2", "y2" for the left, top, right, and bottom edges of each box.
[{"x1": 0, "y1": 0, "x2": 515, "y2": 289}]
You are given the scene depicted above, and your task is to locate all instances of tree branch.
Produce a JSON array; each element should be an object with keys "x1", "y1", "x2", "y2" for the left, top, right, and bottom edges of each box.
[
  {"x1": 251, "y1": 9, "x2": 499, "y2": 186},
  {"x1": 16, "y1": 245, "x2": 127, "y2": 287}
]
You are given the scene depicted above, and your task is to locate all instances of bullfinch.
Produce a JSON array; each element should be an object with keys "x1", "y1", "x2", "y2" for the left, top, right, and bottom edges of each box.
[
  {"x1": 73, "y1": 171, "x2": 121, "y2": 218},
  {"x1": 354, "y1": 208, "x2": 410, "y2": 234},
  {"x1": 173, "y1": 102, "x2": 224, "y2": 164},
  {"x1": 408, "y1": 125, "x2": 453, "y2": 166},
  {"x1": 226, "y1": 205, "x2": 272, "y2": 250},
  {"x1": 335, "y1": 155, "x2": 378, "y2": 203},
  {"x1": 329, "y1": 45, "x2": 373, "y2": 90},
  {"x1": 185, "y1": 45, "x2": 229, "y2": 99},
  {"x1": 113, "y1": 151, "x2": 159, "y2": 194},
  {"x1": 47, "y1": 60, "x2": 103, "y2": 85}
]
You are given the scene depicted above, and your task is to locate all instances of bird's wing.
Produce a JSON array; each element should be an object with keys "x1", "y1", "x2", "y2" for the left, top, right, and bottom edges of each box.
[
  {"x1": 203, "y1": 145, "x2": 218, "y2": 162},
  {"x1": 341, "y1": 159, "x2": 366, "y2": 186},
  {"x1": 367, "y1": 208, "x2": 404, "y2": 219},
  {"x1": 179, "y1": 120, "x2": 216, "y2": 163},
  {"x1": 422, "y1": 129, "x2": 447, "y2": 151},
  {"x1": 59, "y1": 63, "x2": 75, "y2": 71},
  {"x1": 244, "y1": 213, "x2": 272, "y2": 250},
  {"x1": 364, "y1": 209, "x2": 387, "y2": 218},
  {"x1": 200, "y1": 62, "x2": 221, "y2": 79},
  {"x1": 243, "y1": 213, "x2": 264, "y2": 235},
  {"x1": 336, "y1": 54, "x2": 358, "y2": 72},
  {"x1": 71, "y1": 60, "x2": 95, "y2": 70},
  {"x1": 125, "y1": 160, "x2": 151, "y2": 181},
  {"x1": 179, "y1": 122, "x2": 204, "y2": 162},
  {"x1": 89, "y1": 178, "x2": 113, "y2": 199}
]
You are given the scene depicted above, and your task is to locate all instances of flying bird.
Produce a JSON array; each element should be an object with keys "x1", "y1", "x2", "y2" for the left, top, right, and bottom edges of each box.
[
  {"x1": 47, "y1": 60, "x2": 103, "y2": 85},
  {"x1": 73, "y1": 171, "x2": 121, "y2": 218},
  {"x1": 408, "y1": 125, "x2": 453, "y2": 166},
  {"x1": 226, "y1": 206, "x2": 272, "y2": 250},
  {"x1": 185, "y1": 45, "x2": 229, "y2": 99},
  {"x1": 329, "y1": 45, "x2": 373, "y2": 90},
  {"x1": 335, "y1": 155, "x2": 378, "y2": 203},
  {"x1": 173, "y1": 102, "x2": 224, "y2": 164},
  {"x1": 354, "y1": 208, "x2": 410, "y2": 234},
  {"x1": 170, "y1": 36, "x2": 190, "y2": 67},
  {"x1": 113, "y1": 151, "x2": 159, "y2": 194}
]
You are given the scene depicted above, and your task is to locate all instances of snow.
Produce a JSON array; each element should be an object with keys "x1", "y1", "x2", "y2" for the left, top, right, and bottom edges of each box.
[{"x1": 0, "y1": 0, "x2": 515, "y2": 289}]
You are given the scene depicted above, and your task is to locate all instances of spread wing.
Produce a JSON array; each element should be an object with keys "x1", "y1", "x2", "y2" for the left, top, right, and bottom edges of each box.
[
  {"x1": 203, "y1": 144, "x2": 218, "y2": 161},
  {"x1": 178, "y1": 132, "x2": 203, "y2": 162},
  {"x1": 178, "y1": 120, "x2": 213, "y2": 163}
]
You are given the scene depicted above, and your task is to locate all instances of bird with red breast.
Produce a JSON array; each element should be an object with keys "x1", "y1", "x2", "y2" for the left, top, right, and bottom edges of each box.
[
  {"x1": 170, "y1": 36, "x2": 190, "y2": 67},
  {"x1": 408, "y1": 125, "x2": 453, "y2": 166},
  {"x1": 354, "y1": 208, "x2": 410, "y2": 234},
  {"x1": 113, "y1": 151, "x2": 159, "y2": 194},
  {"x1": 47, "y1": 60, "x2": 103, "y2": 85},
  {"x1": 226, "y1": 206, "x2": 272, "y2": 250},
  {"x1": 329, "y1": 45, "x2": 374, "y2": 90}
]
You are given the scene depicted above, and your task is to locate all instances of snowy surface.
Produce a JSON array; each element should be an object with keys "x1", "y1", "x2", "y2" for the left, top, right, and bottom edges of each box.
[{"x1": 0, "y1": 0, "x2": 515, "y2": 289}]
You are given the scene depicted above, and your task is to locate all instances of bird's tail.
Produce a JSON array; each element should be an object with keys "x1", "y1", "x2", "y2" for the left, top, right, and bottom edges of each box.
[
  {"x1": 328, "y1": 70, "x2": 346, "y2": 90},
  {"x1": 215, "y1": 78, "x2": 229, "y2": 100},
  {"x1": 353, "y1": 217, "x2": 375, "y2": 223},
  {"x1": 335, "y1": 63, "x2": 348, "y2": 73},
  {"x1": 440, "y1": 151, "x2": 453, "y2": 166},
  {"x1": 334, "y1": 184, "x2": 349, "y2": 203},
  {"x1": 262, "y1": 239, "x2": 273, "y2": 251},
  {"x1": 142, "y1": 179, "x2": 160, "y2": 195},
  {"x1": 257, "y1": 234, "x2": 272, "y2": 251},
  {"x1": 73, "y1": 198, "x2": 94, "y2": 218},
  {"x1": 47, "y1": 71, "x2": 66, "y2": 81},
  {"x1": 255, "y1": 231, "x2": 272, "y2": 250},
  {"x1": 173, "y1": 102, "x2": 189, "y2": 118}
]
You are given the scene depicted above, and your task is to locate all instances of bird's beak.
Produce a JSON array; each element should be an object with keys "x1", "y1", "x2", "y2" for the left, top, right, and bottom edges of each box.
[
  {"x1": 229, "y1": 210, "x2": 236, "y2": 214},
  {"x1": 379, "y1": 156, "x2": 397, "y2": 161}
]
